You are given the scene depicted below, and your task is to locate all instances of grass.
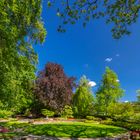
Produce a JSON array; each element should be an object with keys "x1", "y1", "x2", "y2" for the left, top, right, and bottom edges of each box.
[{"x1": 0, "y1": 121, "x2": 127, "y2": 139}]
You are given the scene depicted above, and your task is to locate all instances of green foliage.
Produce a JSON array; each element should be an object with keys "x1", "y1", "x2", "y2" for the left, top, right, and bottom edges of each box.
[
  {"x1": 0, "y1": 0, "x2": 46, "y2": 45},
  {"x1": 0, "y1": 110, "x2": 13, "y2": 118},
  {"x1": 86, "y1": 116, "x2": 95, "y2": 120},
  {"x1": 61, "y1": 105, "x2": 73, "y2": 118},
  {"x1": 96, "y1": 67, "x2": 124, "y2": 116},
  {"x1": 101, "y1": 118, "x2": 113, "y2": 125},
  {"x1": 0, "y1": 54, "x2": 36, "y2": 113},
  {"x1": 49, "y1": 0, "x2": 140, "y2": 39},
  {"x1": 108, "y1": 102, "x2": 134, "y2": 121},
  {"x1": 41, "y1": 109, "x2": 54, "y2": 117},
  {"x1": 110, "y1": 121, "x2": 140, "y2": 131},
  {"x1": 84, "y1": 120, "x2": 99, "y2": 124},
  {"x1": 132, "y1": 102, "x2": 140, "y2": 113},
  {"x1": 86, "y1": 116, "x2": 101, "y2": 122},
  {"x1": 0, "y1": 0, "x2": 46, "y2": 113},
  {"x1": 73, "y1": 76, "x2": 94, "y2": 118},
  {"x1": 131, "y1": 113, "x2": 140, "y2": 123}
]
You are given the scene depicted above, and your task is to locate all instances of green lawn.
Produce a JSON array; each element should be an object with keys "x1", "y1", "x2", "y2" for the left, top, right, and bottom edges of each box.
[{"x1": 0, "y1": 121, "x2": 127, "y2": 138}]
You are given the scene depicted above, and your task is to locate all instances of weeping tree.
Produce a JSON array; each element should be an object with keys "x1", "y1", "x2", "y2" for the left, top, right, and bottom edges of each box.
[
  {"x1": 34, "y1": 62, "x2": 76, "y2": 114},
  {"x1": 73, "y1": 76, "x2": 94, "y2": 118}
]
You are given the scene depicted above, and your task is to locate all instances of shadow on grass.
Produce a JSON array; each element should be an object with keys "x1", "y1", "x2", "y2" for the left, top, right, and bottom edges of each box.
[
  {"x1": 26, "y1": 123, "x2": 126, "y2": 138},
  {"x1": 0, "y1": 122, "x2": 126, "y2": 139}
]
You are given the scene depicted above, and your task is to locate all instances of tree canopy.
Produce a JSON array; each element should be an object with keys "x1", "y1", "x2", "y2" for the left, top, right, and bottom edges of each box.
[
  {"x1": 48, "y1": 0, "x2": 140, "y2": 39},
  {"x1": 73, "y1": 76, "x2": 94, "y2": 118},
  {"x1": 34, "y1": 62, "x2": 76, "y2": 114},
  {"x1": 0, "y1": 0, "x2": 46, "y2": 112},
  {"x1": 96, "y1": 67, "x2": 124, "y2": 116}
]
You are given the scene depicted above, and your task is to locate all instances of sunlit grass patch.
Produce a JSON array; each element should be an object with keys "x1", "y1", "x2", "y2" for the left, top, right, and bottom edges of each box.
[{"x1": 0, "y1": 121, "x2": 127, "y2": 138}]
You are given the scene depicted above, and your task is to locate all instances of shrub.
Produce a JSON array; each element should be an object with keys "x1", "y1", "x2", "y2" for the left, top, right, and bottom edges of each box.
[
  {"x1": 84, "y1": 120, "x2": 99, "y2": 124},
  {"x1": 61, "y1": 105, "x2": 73, "y2": 118},
  {"x1": 110, "y1": 121, "x2": 140, "y2": 131},
  {"x1": 86, "y1": 116, "x2": 101, "y2": 121},
  {"x1": 108, "y1": 102, "x2": 134, "y2": 121},
  {"x1": 41, "y1": 109, "x2": 54, "y2": 118},
  {"x1": 101, "y1": 118, "x2": 113, "y2": 125},
  {"x1": 0, "y1": 110, "x2": 13, "y2": 118},
  {"x1": 130, "y1": 113, "x2": 140, "y2": 123},
  {"x1": 86, "y1": 116, "x2": 94, "y2": 120}
]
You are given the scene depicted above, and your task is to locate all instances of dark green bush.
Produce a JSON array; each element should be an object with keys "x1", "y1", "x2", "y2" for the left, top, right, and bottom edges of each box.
[
  {"x1": 130, "y1": 113, "x2": 140, "y2": 123},
  {"x1": 111, "y1": 121, "x2": 140, "y2": 131}
]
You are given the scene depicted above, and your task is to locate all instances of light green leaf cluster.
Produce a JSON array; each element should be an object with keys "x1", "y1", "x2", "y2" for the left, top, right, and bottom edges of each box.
[
  {"x1": 41, "y1": 109, "x2": 55, "y2": 117},
  {"x1": 108, "y1": 102, "x2": 134, "y2": 121},
  {"x1": 61, "y1": 105, "x2": 73, "y2": 118}
]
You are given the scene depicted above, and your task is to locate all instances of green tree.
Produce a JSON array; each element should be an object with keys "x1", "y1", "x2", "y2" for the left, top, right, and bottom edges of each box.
[
  {"x1": 96, "y1": 67, "x2": 124, "y2": 117},
  {"x1": 0, "y1": 0, "x2": 46, "y2": 112},
  {"x1": 73, "y1": 76, "x2": 94, "y2": 118},
  {"x1": 108, "y1": 102, "x2": 134, "y2": 121},
  {"x1": 0, "y1": 54, "x2": 36, "y2": 113}
]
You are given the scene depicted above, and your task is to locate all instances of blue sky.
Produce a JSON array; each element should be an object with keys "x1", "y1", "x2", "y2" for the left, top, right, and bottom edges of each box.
[{"x1": 35, "y1": 1, "x2": 140, "y2": 101}]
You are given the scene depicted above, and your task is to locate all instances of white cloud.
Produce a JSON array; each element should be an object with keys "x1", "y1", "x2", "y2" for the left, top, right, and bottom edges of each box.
[
  {"x1": 116, "y1": 54, "x2": 120, "y2": 57},
  {"x1": 124, "y1": 100, "x2": 129, "y2": 103},
  {"x1": 88, "y1": 81, "x2": 96, "y2": 87},
  {"x1": 116, "y1": 79, "x2": 120, "y2": 82},
  {"x1": 105, "y1": 58, "x2": 112, "y2": 62}
]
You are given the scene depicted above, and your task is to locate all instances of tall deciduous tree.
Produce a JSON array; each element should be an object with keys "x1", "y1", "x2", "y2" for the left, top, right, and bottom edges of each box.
[
  {"x1": 0, "y1": 0, "x2": 46, "y2": 111},
  {"x1": 73, "y1": 76, "x2": 94, "y2": 118},
  {"x1": 34, "y1": 62, "x2": 75, "y2": 114},
  {"x1": 96, "y1": 67, "x2": 124, "y2": 116}
]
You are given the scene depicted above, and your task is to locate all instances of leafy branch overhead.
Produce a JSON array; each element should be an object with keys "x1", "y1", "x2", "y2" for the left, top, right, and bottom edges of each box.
[{"x1": 47, "y1": 0, "x2": 140, "y2": 39}]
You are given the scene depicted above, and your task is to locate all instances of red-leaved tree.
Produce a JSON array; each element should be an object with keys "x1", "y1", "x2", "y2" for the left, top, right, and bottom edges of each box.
[{"x1": 34, "y1": 62, "x2": 76, "y2": 114}]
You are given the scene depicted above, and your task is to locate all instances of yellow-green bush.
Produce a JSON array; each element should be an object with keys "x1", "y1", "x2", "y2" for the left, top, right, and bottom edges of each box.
[
  {"x1": 86, "y1": 116, "x2": 101, "y2": 121},
  {"x1": 0, "y1": 110, "x2": 13, "y2": 118}
]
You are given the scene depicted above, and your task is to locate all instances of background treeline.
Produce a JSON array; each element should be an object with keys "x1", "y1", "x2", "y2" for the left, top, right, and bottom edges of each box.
[
  {"x1": 32, "y1": 63, "x2": 140, "y2": 122},
  {"x1": 1, "y1": 61, "x2": 140, "y2": 128}
]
